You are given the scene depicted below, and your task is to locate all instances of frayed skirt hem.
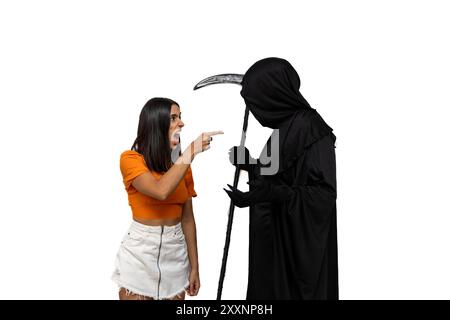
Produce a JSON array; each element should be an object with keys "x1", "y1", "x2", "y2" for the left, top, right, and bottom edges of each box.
[{"x1": 112, "y1": 275, "x2": 190, "y2": 300}]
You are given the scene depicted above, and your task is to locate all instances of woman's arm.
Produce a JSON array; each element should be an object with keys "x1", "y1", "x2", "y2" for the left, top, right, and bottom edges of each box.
[
  {"x1": 181, "y1": 198, "x2": 200, "y2": 296},
  {"x1": 132, "y1": 131, "x2": 222, "y2": 201},
  {"x1": 132, "y1": 147, "x2": 195, "y2": 201}
]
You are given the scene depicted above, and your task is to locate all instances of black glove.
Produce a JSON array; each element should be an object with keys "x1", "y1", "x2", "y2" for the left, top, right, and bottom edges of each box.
[
  {"x1": 223, "y1": 177, "x2": 294, "y2": 208},
  {"x1": 228, "y1": 146, "x2": 260, "y2": 173}
]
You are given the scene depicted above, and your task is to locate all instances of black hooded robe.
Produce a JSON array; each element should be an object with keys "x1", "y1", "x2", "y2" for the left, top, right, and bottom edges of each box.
[{"x1": 240, "y1": 58, "x2": 338, "y2": 300}]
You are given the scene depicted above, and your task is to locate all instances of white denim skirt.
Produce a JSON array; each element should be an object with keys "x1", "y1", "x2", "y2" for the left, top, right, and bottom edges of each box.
[{"x1": 111, "y1": 220, "x2": 190, "y2": 299}]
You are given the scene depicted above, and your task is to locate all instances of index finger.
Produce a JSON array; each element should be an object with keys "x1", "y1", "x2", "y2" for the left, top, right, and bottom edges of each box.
[{"x1": 205, "y1": 130, "x2": 224, "y2": 136}]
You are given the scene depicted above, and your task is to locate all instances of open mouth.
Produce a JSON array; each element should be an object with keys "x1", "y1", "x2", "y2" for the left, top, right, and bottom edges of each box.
[{"x1": 171, "y1": 131, "x2": 181, "y2": 144}]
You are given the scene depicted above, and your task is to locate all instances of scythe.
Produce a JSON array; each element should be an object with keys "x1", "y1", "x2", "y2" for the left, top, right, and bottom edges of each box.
[{"x1": 193, "y1": 74, "x2": 247, "y2": 300}]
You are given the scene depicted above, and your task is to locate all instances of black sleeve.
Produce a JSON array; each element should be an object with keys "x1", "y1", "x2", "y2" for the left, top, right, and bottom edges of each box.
[{"x1": 287, "y1": 133, "x2": 337, "y2": 223}]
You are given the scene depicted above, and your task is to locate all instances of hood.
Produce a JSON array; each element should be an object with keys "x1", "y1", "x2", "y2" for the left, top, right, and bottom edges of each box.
[{"x1": 240, "y1": 57, "x2": 312, "y2": 129}]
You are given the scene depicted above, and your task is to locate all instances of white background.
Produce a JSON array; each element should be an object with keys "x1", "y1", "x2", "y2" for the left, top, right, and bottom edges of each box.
[{"x1": 0, "y1": 0, "x2": 449, "y2": 300}]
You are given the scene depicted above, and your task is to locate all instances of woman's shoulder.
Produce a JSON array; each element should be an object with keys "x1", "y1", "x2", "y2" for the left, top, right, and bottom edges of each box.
[
  {"x1": 120, "y1": 149, "x2": 143, "y2": 158},
  {"x1": 120, "y1": 150, "x2": 145, "y2": 169},
  {"x1": 120, "y1": 150, "x2": 150, "y2": 177}
]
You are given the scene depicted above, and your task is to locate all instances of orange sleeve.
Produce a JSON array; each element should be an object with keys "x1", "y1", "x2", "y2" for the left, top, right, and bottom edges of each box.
[
  {"x1": 184, "y1": 165, "x2": 198, "y2": 198},
  {"x1": 120, "y1": 151, "x2": 149, "y2": 191}
]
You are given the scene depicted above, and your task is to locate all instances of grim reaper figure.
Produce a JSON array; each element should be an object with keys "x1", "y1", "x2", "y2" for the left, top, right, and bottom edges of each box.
[{"x1": 224, "y1": 58, "x2": 338, "y2": 300}]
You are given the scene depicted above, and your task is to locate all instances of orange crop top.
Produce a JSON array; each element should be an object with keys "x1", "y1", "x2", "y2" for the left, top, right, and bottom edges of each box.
[{"x1": 120, "y1": 150, "x2": 197, "y2": 219}]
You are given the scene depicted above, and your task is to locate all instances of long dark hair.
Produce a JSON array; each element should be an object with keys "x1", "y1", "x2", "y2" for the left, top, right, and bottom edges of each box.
[{"x1": 131, "y1": 97, "x2": 180, "y2": 173}]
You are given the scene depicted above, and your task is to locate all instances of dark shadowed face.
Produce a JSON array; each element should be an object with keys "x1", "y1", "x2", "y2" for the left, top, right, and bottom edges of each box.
[{"x1": 168, "y1": 104, "x2": 184, "y2": 150}]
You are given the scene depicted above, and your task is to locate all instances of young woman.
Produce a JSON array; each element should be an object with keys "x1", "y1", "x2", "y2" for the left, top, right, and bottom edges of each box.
[{"x1": 111, "y1": 97, "x2": 223, "y2": 300}]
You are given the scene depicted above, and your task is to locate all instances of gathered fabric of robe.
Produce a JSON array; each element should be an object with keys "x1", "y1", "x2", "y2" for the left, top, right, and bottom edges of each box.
[{"x1": 240, "y1": 57, "x2": 339, "y2": 300}]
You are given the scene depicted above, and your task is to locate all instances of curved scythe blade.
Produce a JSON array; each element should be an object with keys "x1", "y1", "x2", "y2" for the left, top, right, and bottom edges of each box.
[{"x1": 193, "y1": 73, "x2": 243, "y2": 90}]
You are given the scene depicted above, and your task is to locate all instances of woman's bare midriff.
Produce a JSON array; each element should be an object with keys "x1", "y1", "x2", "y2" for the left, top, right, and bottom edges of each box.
[{"x1": 133, "y1": 217, "x2": 181, "y2": 226}]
